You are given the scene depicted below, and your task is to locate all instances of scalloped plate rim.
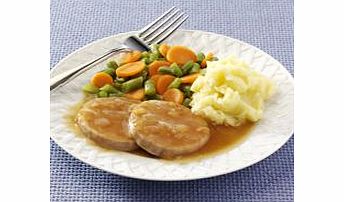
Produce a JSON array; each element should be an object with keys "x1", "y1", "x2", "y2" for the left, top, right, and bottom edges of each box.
[{"x1": 50, "y1": 29, "x2": 294, "y2": 181}]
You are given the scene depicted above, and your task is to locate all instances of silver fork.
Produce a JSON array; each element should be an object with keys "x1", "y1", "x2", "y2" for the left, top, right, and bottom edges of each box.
[{"x1": 50, "y1": 7, "x2": 188, "y2": 91}]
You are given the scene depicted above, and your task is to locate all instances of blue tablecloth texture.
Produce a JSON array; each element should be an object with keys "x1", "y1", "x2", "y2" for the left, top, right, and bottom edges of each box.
[{"x1": 51, "y1": 0, "x2": 294, "y2": 201}]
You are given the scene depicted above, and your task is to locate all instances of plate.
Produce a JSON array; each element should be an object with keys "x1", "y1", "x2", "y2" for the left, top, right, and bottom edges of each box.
[{"x1": 50, "y1": 29, "x2": 294, "y2": 181}]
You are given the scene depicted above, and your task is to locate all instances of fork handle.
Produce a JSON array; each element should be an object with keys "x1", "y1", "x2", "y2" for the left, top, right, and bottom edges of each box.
[{"x1": 50, "y1": 47, "x2": 128, "y2": 91}]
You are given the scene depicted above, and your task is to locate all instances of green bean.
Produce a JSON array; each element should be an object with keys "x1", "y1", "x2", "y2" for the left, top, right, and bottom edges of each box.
[
  {"x1": 141, "y1": 51, "x2": 150, "y2": 58},
  {"x1": 82, "y1": 83, "x2": 99, "y2": 94},
  {"x1": 159, "y1": 64, "x2": 183, "y2": 77},
  {"x1": 97, "y1": 90, "x2": 108, "y2": 97},
  {"x1": 144, "y1": 80, "x2": 156, "y2": 96},
  {"x1": 109, "y1": 91, "x2": 124, "y2": 97},
  {"x1": 102, "y1": 68, "x2": 115, "y2": 76},
  {"x1": 168, "y1": 78, "x2": 182, "y2": 89},
  {"x1": 182, "y1": 85, "x2": 192, "y2": 98},
  {"x1": 174, "y1": 67, "x2": 183, "y2": 77},
  {"x1": 158, "y1": 66, "x2": 174, "y2": 75},
  {"x1": 106, "y1": 61, "x2": 118, "y2": 69},
  {"x1": 170, "y1": 63, "x2": 183, "y2": 77},
  {"x1": 113, "y1": 82, "x2": 122, "y2": 90},
  {"x1": 182, "y1": 61, "x2": 194, "y2": 75},
  {"x1": 189, "y1": 63, "x2": 201, "y2": 74},
  {"x1": 197, "y1": 52, "x2": 205, "y2": 63},
  {"x1": 99, "y1": 84, "x2": 121, "y2": 94},
  {"x1": 141, "y1": 70, "x2": 149, "y2": 81},
  {"x1": 183, "y1": 98, "x2": 192, "y2": 108},
  {"x1": 149, "y1": 52, "x2": 160, "y2": 62},
  {"x1": 121, "y1": 76, "x2": 143, "y2": 93},
  {"x1": 151, "y1": 44, "x2": 161, "y2": 57},
  {"x1": 141, "y1": 57, "x2": 150, "y2": 65}
]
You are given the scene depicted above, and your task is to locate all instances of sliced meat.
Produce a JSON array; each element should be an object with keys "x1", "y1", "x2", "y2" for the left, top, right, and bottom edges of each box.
[
  {"x1": 76, "y1": 97, "x2": 140, "y2": 151},
  {"x1": 129, "y1": 100, "x2": 210, "y2": 158}
]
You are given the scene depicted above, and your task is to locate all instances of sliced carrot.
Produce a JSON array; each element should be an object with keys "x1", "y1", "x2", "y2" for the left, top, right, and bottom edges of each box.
[
  {"x1": 150, "y1": 74, "x2": 161, "y2": 85},
  {"x1": 181, "y1": 73, "x2": 200, "y2": 84},
  {"x1": 163, "y1": 88, "x2": 184, "y2": 104},
  {"x1": 122, "y1": 51, "x2": 142, "y2": 64},
  {"x1": 90, "y1": 72, "x2": 113, "y2": 88},
  {"x1": 200, "y1": 59, "x2": 207, "y2": 68},
  {"x1": 148, "y1": 60, "x2": 170, "y2": 76},
  {"x1": 125, "y1": 88, "x2": 145, "y2": 100},
  {"x1": 158, "y1": 44, "x2": 170, "y2": 57},
  {"x1": 116, "y1": 61, "x2": 145, "y2": 78},
  {"x1": 156, "y1": 74, "x2": 176, "y2": 95},
  {"x1": 206, "y1": 52, "x2": 214, "y2": 60},
  {"x1": 166, "y1": 45, "x2": 197, "y2": 65}
]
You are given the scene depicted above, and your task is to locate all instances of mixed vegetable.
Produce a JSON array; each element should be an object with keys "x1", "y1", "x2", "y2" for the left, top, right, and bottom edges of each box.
[{"x1": 82, "y1": 44, "x2": 218, "y2": 108}]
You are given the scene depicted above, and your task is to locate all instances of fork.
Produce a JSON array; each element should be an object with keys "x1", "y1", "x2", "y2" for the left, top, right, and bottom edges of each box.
[{"x1": 50, "y1": 7, "x2": 188, "y2": 91}]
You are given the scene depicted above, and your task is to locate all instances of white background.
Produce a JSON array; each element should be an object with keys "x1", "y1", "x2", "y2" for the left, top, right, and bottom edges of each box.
[
  {"x1": 0, "y1": 0, "x2": 344, "y2": 201},
  {"x1": 0, "y1": 1, "x2": 50, "y2": 201},
  {"x1": 295, "y1": 0, "x2": 344, "y2": 201}
]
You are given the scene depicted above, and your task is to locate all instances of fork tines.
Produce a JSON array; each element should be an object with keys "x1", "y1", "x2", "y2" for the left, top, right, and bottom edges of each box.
[{"x1": 138, "y1": 7, "x2": 188, "y2": 45}]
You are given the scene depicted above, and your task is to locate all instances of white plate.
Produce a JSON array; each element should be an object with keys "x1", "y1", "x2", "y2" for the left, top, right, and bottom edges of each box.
[{"x1": 50, "y1": 29, "x2": 294, "y2": 181}]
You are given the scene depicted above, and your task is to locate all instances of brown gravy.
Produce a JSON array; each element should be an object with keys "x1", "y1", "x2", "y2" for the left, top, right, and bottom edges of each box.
[{"x1": 65, "y1": 98, "x2": 254, "y2": 162}]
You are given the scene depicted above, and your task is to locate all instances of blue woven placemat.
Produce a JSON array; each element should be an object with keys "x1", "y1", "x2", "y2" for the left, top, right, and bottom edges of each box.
[{"x1": 50, "y1": 0, "x2": 294, "y2": 201}]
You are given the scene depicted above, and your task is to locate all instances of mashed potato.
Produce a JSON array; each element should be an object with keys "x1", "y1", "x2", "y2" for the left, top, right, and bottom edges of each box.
[{"x1": 190, "y1": 55, "x2": 275, "y2": 126}]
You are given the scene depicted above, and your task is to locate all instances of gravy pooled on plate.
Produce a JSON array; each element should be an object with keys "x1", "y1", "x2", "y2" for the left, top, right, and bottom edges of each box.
[{"x1": 68, "y1": 98, "x2": 254, "y2": 161}]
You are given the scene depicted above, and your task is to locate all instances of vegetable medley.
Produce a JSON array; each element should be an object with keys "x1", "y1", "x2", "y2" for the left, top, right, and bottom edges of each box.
[{"x1": 82, "y1": 44, "x2": 218, "y2": 108}]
